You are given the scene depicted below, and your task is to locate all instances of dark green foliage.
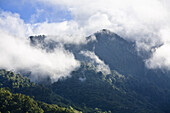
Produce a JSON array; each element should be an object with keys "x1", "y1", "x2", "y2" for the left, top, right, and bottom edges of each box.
[
  {"x1": 0, "y1": 69, "x2": 81, "y2": 112},
  {"x1": 51, "y1": 62, "x2": 170, "y2": 113},
  {"x1": 52, "y1": 64, "x2": 162, "y2": 113},
  {"x1": 0, "y1": 69, "x2": 33, "y2": 89},
  {"x1": 0, "y1": 66, "x2": 165, "y2": 113},
  {"x1": 0, "y1": 69, "x2": 71, "y2": 106},
  {"x1": 38, "y1": 102, "x2": 77, "y2": 113},
  {"x1": 0, "y1": 69, "x2": 104, "y2": 113},
  {"x1": 0, "y1": 88, "x2": 80, "y2": 113},
  {"x1": 0, "y1": 88, "x2": 43, "y2": 113}
]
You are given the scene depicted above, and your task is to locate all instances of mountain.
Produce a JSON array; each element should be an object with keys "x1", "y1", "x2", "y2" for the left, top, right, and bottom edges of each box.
[
  {"x1": 27, "y1": 29, "x2": 170, "y2": 113},
  {"x1": 51, "y1": 64, "x2": 161, "y2": 113},
  {"x1": 29, "y1": 29, "x2": 145, "y2": 76},
  {"x1": 1, "y1": 29, "x2": 170, "y2": 113},
  {"x1": 65, "y1": 29, "x2": 145, "y2": 76}
]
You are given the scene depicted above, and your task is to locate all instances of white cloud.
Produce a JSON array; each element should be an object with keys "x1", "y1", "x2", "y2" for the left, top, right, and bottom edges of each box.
[
  {"x1": 36, "y1": 0, "x2": 170, "y2": 71},
  {"x1": 0, "y1": 12, "x2": 80, "y2": 82},
  {"x1": 80, "y1": 51, "x2": 111, "y2": 75},
  {"x1": 146, "y1": 28, "x2": 170, "y2": 70},
  {"x1": 0, "y1": 11, "x2": 32, "y2": 38},
  {"x1": 1, "y1": 0, "x2": 170, "y2": 77},
  {"x1": 32, "y1": 21, "x2": 86, "y2": 44},
  {"x1": 37, "y1": 0, "x2": 168, "y2": 34}
]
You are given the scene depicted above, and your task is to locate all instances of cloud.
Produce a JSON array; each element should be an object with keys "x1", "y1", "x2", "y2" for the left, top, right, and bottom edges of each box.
[
  {"x1": 80, "y1": 51, "x2": 111, "y2": 75},
  {"x1": 0, "y1": 11, "x2": 32, "y2": 38},
  {"x1": 1, "y1": 0, "x2": 170, "y2": 77},
  {"x1": 37, "y1": 0, "x2": 168, "y2": 34},
  {"x1": 31, "y1": 21, "x2": 86, "y2": 44},
  {"x1": 36, "y1": 0, "x2": 170, "y2": 71},
  {"x1": 35, "y1": 0, "x2": 169, "y2": 50},
  {"x1": 0, "y1": 11, "x2": 80, "y2": 82},
  {"x1": 146, "y1": 28, "x2": 170, "y2": 70}
]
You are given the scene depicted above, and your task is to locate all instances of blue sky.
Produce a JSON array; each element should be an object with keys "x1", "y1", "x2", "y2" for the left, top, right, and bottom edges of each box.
[{"x1": 0, "y1": 0, "x2": 72, "y2": 23}]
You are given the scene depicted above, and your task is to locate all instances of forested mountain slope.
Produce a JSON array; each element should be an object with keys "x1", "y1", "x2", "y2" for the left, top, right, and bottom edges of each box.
[
  {"x1": 0, "y1": 69, "x2": 108, "y2": 113},
  {"x1": 1, "y1": 29, "x2": 170, "y2": 113}
]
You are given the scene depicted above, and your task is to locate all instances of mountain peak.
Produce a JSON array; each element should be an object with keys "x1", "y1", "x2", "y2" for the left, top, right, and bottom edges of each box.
[
  {"x1": 29, "y1": 35, "x2": 46, "y2": 45},
  {"x1": 92, "y1": 29, "x2": 127, "y2": 44},
  {"x1": 97, "y1": 29, "x2": 112, "y2": 34}
]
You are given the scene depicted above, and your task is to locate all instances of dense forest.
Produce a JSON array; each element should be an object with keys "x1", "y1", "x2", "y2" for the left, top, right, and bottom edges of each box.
[
  {"x1": 0, "y1": 88, "x2": 79, "y2": 113},
  {"x1": 0, "y1": 69, "x2": 109, "y2": 113},
  {"x1": 0, "y1": 69, "x2": 81, "y2": 113}
]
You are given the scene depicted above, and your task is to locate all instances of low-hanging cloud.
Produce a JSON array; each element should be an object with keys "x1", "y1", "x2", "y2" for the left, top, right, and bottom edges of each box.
[
  {"x1": 146, "y1": 28, "x2": 170, "y2": 70},
  {"x1": 80, "y1": 51, "x2": 111, "y2": 75},
  {"x1": 0, "y1": 12, "x2": 80, "y2": 82}
]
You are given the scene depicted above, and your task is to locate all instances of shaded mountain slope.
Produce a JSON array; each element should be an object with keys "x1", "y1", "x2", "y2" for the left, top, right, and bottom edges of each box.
[
  {"x1": 51, "y1": 63, "x2": 162, "y2": 113},
  {"x1": 74, "y1": 29, "x2": 145, "y2": 76}
]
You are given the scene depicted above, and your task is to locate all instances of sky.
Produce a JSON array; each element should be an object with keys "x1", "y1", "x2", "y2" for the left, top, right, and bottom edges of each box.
[
  {"x1": 1, "y1": 0, "x2": 170, "y2": 81},
  {"x1": 0, "y1": 0, "x2": 72, "y2": 23}
]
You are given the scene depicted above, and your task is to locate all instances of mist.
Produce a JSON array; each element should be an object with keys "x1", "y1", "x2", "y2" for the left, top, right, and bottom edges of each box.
[
  {"x1": 1, "y1": 0, "x2": 170, "y2": 82},
  {"x1": 80, "y1": 51, "x2": 111, "y2": 75}
]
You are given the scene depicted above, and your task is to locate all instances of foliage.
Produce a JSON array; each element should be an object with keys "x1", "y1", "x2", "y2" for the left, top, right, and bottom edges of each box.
[
  {"x1": 0, "y1": 69, "x2": 106, "y2": 113},
  {"x1": 0, "y1": 88, "x2": 80, "y2": 113},
  {"x1": 51, "y1": 64, "x2": 162, "y2": 113},
  {"x1": 0, "y1": 69, "x2": 71, "y2": 106},
  {"x1": 0, "y1": 88, "x2": 43, "y2": 113}
]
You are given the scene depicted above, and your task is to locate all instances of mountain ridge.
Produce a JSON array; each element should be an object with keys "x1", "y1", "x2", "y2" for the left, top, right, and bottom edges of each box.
[{"x1": 2, "y1": 29, "x2": 169, "y2": 113}]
